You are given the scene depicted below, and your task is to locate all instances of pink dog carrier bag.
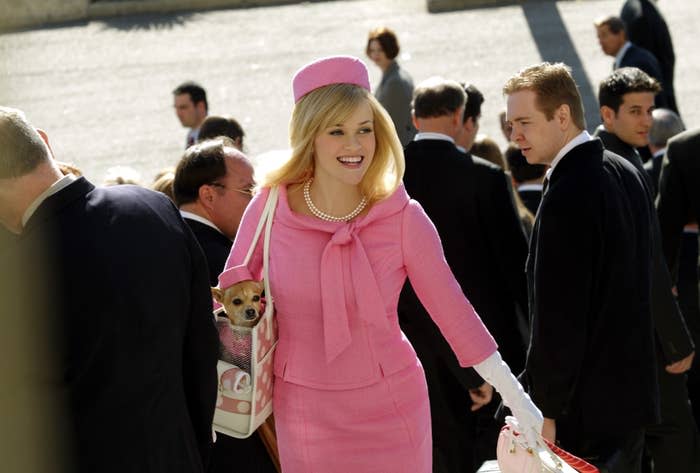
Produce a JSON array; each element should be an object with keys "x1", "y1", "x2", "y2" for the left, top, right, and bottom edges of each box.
[{"x1": 213, "y1": 187, "x2": 279, "y2": 439}]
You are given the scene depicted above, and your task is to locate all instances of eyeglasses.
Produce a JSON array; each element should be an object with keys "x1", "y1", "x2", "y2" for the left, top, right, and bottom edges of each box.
[{"x1": 208, "y1": 182, "x2": 255, "y2": 197}]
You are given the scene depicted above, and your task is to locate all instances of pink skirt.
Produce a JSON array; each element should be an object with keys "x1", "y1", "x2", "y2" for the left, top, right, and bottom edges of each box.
[{"x1": 273, "y1": 361, "x2": 432, "y2": 473}]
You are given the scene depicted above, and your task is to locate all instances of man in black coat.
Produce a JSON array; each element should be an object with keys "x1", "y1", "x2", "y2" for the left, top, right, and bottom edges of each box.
[
  {"x1": 0, "y1": 106, "x2": 219, "y2": 473},
  {"x1": 621, "y1": 0, "x2": 678, "y2": 113},
  {"x1": 658, "y1": 127, "x2": 700, "y2": 432},
  {"x1": 593, "y1": 68, "x2": 698, "y2": 471},
  {"x1": 504, "y1": 63, "x2": 659, "y2": 472},
  {"x1": 173, "y1": 138, "x2": 278, "y2": 473},
  {"x1": 400, "y1": 77, "x2": 529, "y2": 472},
  {"x1": 595, "y1": 15, "x2": 670, "y2": 110}
]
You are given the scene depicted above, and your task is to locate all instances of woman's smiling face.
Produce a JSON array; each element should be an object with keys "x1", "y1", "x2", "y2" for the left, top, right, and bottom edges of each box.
[{"x1": 312, "y1": 99, "x2": 376, "y2": 188}]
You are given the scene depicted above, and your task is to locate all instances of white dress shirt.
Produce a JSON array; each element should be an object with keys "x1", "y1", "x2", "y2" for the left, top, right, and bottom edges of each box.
[
  {"x1": 545, "y1": 130, "x2": 594, "y2": 181},
  {"x1": 614, "y1": 41, "x2": 632, "y2": 69},
  {"x1": 413, "y1": 132, "x2": 455, "y2": 144},
  {"x1": 179, "y1": 210, "x2": 226, "y2": 237}
]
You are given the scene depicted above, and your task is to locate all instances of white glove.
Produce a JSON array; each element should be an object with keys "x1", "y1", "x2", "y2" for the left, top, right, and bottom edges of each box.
[{"x1": 474, "y1": 351, "x2": 544, "y2": 450}]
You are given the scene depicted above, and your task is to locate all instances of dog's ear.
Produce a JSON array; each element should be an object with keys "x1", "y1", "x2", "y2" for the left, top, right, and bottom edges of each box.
[{"x1": 211, "y1": 287, "x2": 224, "y2": 303}]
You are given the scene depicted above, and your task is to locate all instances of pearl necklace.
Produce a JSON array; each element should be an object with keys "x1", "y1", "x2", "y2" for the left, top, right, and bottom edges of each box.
[{"x1": 303, "y1": 178, "x2": 368, "y2": 223}]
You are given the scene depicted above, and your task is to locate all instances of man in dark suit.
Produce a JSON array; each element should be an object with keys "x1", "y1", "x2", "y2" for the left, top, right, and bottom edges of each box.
[
  {"x1": 658, "y1": 127, "x2": 700, "y2": 433},
  {"x1": 400, "y1": 77, "x2": 529, "y2": 472},
  {"x1": 0, "y1": 106, "x2": 219, "y2": 473},
  {"x1": 594, "y1": 68, "x2": 698, "y2": 471},
  {"x1": 174, "y1": 138, "x2": 255, "y2": 285},
  {"x1": 173, "y1": 81, "x2": 209, "y2": 148},
  {"x1": 621, "y1": 0, "x2": 678, "y2": 113},
  {"x1": 595, "y1": 15, "x2": 669, "y2": 110},
  {"x1": 504, "y1": 62, "x2": 659, "y2": 472},
  {"x1": 173, "y1": 138, "x2": 278, "y2": 473}
]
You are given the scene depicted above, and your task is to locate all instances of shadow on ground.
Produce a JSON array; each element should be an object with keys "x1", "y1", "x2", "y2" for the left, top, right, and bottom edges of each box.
[
  {"x1": 432, "y1": 0, "x2": 601, "y2": 129},
  {"x1": 96, "y1": 11, "x2": 197, "y2": 31},
  {"x1": 522, "y1": 1, "x2": 600, "y2": 130}
]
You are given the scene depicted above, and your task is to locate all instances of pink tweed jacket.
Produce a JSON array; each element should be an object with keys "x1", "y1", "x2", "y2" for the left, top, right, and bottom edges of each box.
[{"x1": 219, "y1": 184, "x2": 497, "y2": 390}]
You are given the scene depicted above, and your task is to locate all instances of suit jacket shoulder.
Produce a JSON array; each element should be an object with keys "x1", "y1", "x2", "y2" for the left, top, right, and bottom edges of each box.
[
  {"x1": 184, "y1": 218, "x2": 232, "y2": 286},
  {"x1": 620, "y1": 43, "x2": 663, "y2": 81},
  {"x1": 22, "y1": 179, "x2": 219, "y2": 472}
]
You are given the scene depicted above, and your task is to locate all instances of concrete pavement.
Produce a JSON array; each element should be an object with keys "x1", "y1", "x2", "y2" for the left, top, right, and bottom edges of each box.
[{"x1": 1, "y1": 0, "x2": 698, "y2": 183}]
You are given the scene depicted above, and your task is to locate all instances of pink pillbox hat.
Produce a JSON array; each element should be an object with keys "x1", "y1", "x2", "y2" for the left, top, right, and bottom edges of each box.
[{"x1": 292, "y1": 55, "x2": 371, "y2": 103}]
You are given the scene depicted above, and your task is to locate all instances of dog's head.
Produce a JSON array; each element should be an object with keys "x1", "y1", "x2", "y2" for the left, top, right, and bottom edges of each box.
[{"x1": 212, "y1": 280, "x2": 264, "y2": 328}]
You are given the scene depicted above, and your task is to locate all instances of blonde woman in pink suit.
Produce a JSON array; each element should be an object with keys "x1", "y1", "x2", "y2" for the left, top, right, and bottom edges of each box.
[{"x1": 218, "y1": 56, "x2": 543, "y2": 472}]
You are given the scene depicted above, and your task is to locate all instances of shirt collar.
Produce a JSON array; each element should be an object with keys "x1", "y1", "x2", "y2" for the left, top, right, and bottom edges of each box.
[
  {"x1": 518, "y1": 183, "x2": 544, "y2": 192},
  {"x1": 653, "y1": 147, "x2": 666, "y2": 159},
  {"x1": 21, "y1": 174, "x2": 77, "y2": 228},
  {"x1": 180, "y1": 210, "x2": 227, "y2": 237},
  {"x1": 615, "y1": 41, "x2": 632, "y2": 68},
  {"x1": 545, "y1": 130, "x2": 593, "y2": 180},
  {"x1": 414, "y1": 132, "x2": 455, "y2": 144}
]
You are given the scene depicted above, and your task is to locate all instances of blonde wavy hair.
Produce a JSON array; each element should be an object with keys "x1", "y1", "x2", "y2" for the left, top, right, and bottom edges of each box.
[{"x1": 264, "y1": 83, "x2": 405, "y2": 202}]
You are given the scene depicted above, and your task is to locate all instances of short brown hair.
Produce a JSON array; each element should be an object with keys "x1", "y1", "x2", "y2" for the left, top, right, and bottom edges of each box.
[
  {"x1": 503, "y1": 62, "x2": 586, "y2": 130},
  {"x1": 366, "y1": 27, "x2": 400, "y2": 60},
  {"x1": 174, "y1": 137, "x2": 230, "y2": 206},
  {"x1": 598, "y1": 67, "x2": 661, "y2": 113},
  {"x1": 198, "y1": 115, "x2": 245, "y2": 147},
  {"x1": 413, "y1": 77, "x2": 466, "y2": 119},
  {"x1": 594, "y1": 15, "x2": 626, "y2": 35}
]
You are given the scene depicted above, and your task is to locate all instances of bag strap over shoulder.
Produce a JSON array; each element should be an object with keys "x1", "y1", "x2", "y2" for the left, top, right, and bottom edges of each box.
[
  {"x1": 242, "y1": 186, "x2": 279, "y2": 267},
  {"x1": 262, "y1": 187, "x2": 278, "y2": 308},
  {"x1": 241, "y1": 186, "x2": 279, "y2": 309}
]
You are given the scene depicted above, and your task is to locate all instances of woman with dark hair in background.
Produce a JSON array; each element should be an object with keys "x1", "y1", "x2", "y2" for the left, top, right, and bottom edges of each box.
[{"x1": 366, "y1": 27, "x2": 416, "y2": 146}]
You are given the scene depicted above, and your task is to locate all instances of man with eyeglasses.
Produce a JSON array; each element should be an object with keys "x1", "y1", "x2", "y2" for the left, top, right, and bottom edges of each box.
[{"x1": 173, "y1": 137, "x2": 256, "y2": 286}]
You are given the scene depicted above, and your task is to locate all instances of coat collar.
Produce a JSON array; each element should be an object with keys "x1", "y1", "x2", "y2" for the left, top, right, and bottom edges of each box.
[
  {"x1": 547, "y1": 139, "x2": 604, "y2": 184},
  {"x1": 22, "y1": 177, "x2": 94, "y2": 235}
]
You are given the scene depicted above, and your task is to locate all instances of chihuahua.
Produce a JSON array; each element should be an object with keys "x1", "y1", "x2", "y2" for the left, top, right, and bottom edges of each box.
[{"x1": 212, "y1": 280, "x2": 264, "y2": 329}]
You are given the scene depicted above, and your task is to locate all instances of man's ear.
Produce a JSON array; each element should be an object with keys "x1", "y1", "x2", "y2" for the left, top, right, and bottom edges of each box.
[
  {"x1": 36, "y1": 129, "x2": 55, "y2": 158},
  {"x1": 198, "y1": 184, "x2": 215, "y2": 209},
  {"x1": 453, "y1": 107, "x2": 465, "y2": 127},
  {"x1": 463, "y1": 116, "x2": 476, "y2": 134},
  {"x1": 600, "y1": 105, "x2": 615, "y2": 128},
  {"x1": 556, "y1": 104, "x2": 572, "y2": 129},
  {"x1": 411, "y1": 111, "x2": 419, "y2": 130}
]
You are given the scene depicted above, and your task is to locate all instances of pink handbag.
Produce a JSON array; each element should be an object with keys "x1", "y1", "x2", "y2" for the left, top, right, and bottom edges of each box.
[
  {"x1": 212, "y1": 187, "x2": 279, "y2": 439},
  {"x1": 496, "y1": 418, "x2": 599, "y2": 473}
]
